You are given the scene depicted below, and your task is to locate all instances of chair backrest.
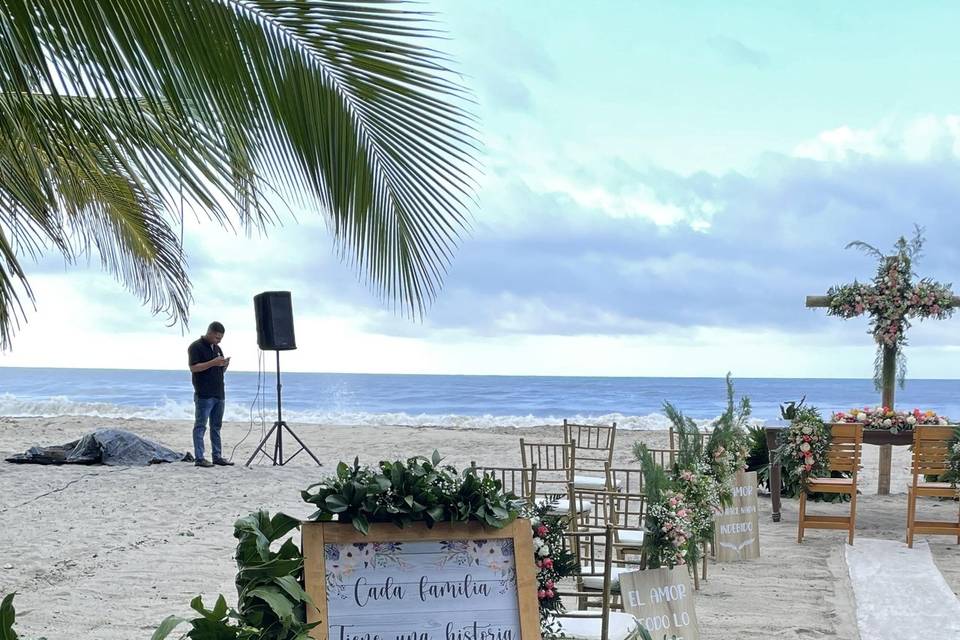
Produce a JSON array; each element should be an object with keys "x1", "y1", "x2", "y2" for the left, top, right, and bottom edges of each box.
[
  {"x1": 554, "y1": 525, "x2": 614, "y2": 639},
  {"x1": 828, "y1": 423, "x2": 863, "y2": 478},
  {"x1": 610, "y1": 491, "x2": 647, "y2": 540},
  {"x1": 520, "y1": 439, "x2": 575, "y2": 499},
  {"x1": 669, "y1": 423, "x2": 707, "y2": 450},
  {"x1": 564, "y1": 420, "x2": 617, "y2": 470},
  {"x1": 607, "y1": 466, "x2": 644, "y2": 493},
  {"x1": 569, "y1": 484, "x2": 615, "y2": 530},
  {"x1": 911, "y1": 425, "x2": 955, "y2": 487},
  {"x1": 470, "y1": 462, "x2": 538, "y2": 503},
  {"x1": 642, "y1": 447, "x2": 678, "y2": 469}
]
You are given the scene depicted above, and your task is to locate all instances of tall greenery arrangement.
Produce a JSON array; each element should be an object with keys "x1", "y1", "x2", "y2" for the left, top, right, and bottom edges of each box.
[{"x1": 0, "y1": 0, "x2": 479, "y2": 348}]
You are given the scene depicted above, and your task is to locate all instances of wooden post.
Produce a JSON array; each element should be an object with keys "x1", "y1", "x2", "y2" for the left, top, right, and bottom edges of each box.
[{"x1": 877, "y1": 345, "x2": 897, "y2": 495}]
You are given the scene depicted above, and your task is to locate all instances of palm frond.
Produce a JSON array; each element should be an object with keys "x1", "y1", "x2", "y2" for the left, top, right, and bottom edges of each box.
[{"x1": 0, "y1": 0, "x2": 478, "y2": 346}]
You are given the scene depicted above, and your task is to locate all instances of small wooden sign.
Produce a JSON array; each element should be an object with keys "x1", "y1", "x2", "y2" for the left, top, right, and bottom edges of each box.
[
  {"x1": 302, "y1": 519, "x2": 541, "y2": 640},
  {"x1": 620, "y1": 566, "x2": 699, "y2": 640},
  {"x1": 713, "y1": 470, "x2": 761, "y2": 562}
]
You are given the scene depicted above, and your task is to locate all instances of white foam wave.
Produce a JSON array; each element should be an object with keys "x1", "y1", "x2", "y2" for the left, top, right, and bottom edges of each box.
[{"x1": 0, "y1": 394, "x2": 696, "y2": 430}]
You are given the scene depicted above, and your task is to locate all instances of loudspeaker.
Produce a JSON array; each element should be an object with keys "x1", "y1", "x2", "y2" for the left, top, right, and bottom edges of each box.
[{"x1": 254, "y1": 291, "x2": 297, "y2": 351}]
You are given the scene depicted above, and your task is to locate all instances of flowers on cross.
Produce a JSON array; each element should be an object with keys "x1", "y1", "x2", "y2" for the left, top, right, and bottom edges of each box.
[
  {"x1": 833, "y1": 407, "x2": 950, "y2": 433},
  {"x1": 824, "y1": 229, "x2": 955, "y2": 390}
]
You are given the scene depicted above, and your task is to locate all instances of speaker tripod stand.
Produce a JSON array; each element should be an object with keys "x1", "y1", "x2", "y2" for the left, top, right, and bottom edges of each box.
[{"x1": 245, "y1": 350, "x2": 321, "y2": 467}]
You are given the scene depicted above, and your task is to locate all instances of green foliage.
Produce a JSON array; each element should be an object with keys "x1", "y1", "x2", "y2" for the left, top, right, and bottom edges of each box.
[
  {"x1": 779, "y1": 397, "x2": 806, "y2": 421},
  {"x1": 152, "y1": 511, "x2": 316, "y2": 640},
  {"x1": 524, "y1": 502, "x2": 578, "y2": 636},
  {"x1": 302, "y1": 451, "x2": 519, "y2": 533},
  {"x1": 1, "y1": 593, "x2": 18, "y2": 640},
  {"x1": 0, "y1": 0, "x2": 479, "y2": 348},
  {"x1": 745, "y1": 424, "x2": 773, "y2": 491}
]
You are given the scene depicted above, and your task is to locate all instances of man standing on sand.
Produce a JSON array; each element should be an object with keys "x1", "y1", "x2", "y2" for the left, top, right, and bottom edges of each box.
[{"x1": 188, "y1": 321, "x2": 235, "y2": 467}]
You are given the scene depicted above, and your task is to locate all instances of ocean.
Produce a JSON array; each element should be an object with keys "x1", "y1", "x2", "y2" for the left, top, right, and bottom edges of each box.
[{"x1": 1, "y1": 367, "x2": 959, "y2": 429}]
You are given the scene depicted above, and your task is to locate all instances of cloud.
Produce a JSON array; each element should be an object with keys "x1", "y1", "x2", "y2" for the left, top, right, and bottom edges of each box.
[{"x1": 707, "y1": 36, "x2": 770, "y2": 69}]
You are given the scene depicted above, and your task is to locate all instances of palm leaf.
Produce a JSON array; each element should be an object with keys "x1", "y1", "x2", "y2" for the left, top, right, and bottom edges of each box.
[{"x1": 0, "y1": 0, "x2": 478, "y2": 347}]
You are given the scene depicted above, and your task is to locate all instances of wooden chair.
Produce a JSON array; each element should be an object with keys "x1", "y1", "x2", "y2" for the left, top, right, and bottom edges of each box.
[
  {"x1": 552, "y1": 525, "x2": 644, "y2": 640},
  {"x1": 610, "y1": 491, "x2": 647, "y2": 561},
  {"x1": 568, "y1": 485, "x2": 645, "y2": 611},
  {"x1": 520, "y1": 439, "x2": 590, "y2": 515},
  {"x1": 565, "y1": 420, "x2": 617, "y2": 491},
  {"x1": 470, "y1": 462, "x2": 538, "y2": 506},
  {"x1": 797, "y1": 423, "x2": 863, "y2": 545},
  {"x1": 906, "y1": 425, "x2": 960, "y2": 547}
]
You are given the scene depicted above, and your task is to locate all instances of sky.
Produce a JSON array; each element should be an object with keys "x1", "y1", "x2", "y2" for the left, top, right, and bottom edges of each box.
[{"x1": 5, "y1": 1, "x2": 960, "y2": 378}]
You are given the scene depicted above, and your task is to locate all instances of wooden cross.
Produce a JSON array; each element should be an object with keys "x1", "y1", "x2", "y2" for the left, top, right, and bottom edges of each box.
[{"x1": 806, "y1": 232, "x2": 958, "y2": 494}]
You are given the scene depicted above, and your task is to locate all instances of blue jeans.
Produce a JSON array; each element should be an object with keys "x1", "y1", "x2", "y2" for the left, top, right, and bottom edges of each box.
[{"x1": 193, "y1": 395, "x2": 225, "y2": 461}]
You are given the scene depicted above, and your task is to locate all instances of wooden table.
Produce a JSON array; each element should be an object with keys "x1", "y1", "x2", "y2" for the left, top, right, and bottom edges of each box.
[{"x1": 764, "y1": 425, "x2": 913, "y2": 522}]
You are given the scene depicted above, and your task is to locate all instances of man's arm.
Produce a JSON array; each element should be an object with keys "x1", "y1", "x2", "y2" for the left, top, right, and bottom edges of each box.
[{"x1": 188, "y1": 344, "x2": 224, "y2": 373}]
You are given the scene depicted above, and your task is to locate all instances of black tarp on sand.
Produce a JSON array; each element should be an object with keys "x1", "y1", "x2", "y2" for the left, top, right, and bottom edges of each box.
[{"x1": 5, "y1": 428, "x2": 194, "y2": 465}]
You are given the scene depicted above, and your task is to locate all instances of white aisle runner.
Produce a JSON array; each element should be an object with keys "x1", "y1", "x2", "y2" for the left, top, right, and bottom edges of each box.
[{"x1": 845, "y1": 538, "x2": 960, "y2": 640}]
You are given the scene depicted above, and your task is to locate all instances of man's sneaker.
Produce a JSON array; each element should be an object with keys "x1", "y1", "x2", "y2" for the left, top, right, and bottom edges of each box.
[
  {"x1": 213, "y1": 458, "x2": 235, "y2": 466},
  {"x1": 195, "y1": 459, "x2": 214, "y2": 468}
]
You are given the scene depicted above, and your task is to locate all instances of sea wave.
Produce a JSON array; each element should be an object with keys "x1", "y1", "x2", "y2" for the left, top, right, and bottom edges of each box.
[{"x1": 0, "y1": 393, "x2": 709, "y2": 430}]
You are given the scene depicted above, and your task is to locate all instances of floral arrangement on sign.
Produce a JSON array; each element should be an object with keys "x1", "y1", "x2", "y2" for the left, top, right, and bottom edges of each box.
[
  {"x1": 775, "y1": 406, "x2": 831, "y2": 494},
  {"x1": 833, "y1": 407, "x2": 950, "y2": 433},
  {"x1": 523, "y1": 501, "x2": 577, "y2": 636},
  {"x1": 826, "y1": 227, "x2": 955, "y2": 389},
  {"x1": 301, "y1": 451, "x2": 519, "y2": 533}
]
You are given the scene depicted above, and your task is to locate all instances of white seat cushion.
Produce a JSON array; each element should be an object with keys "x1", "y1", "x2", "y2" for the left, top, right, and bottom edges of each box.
[
  {"x1": 546, "y1": 498, "x2": 593, "y2": 515},
  {"x1": 581, "y1": 566, "x2": 633, "y2": 592},
  {"x1": 573, "y1": 474, "x2": 622, "y2": 490},
  {"x1": 614, "y1": 529, "x2": 645, "y2": 545},
  {"x1": 554, "y1": 611, "x2": 642, "y2": 640}
]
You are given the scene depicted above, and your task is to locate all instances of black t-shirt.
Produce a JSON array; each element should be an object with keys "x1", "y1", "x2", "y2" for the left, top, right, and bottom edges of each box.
[{"x1": 188, "y1": 337, "x2": 225, "y2": 399}]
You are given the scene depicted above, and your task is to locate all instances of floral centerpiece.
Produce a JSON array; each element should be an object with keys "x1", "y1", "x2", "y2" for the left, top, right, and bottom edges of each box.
[
  {"x1": 832, "y1": 407, "x2": 950, "y2": 433},
  {"x1": 776, "y1": 406, "x2": 831, "y2": 492}
]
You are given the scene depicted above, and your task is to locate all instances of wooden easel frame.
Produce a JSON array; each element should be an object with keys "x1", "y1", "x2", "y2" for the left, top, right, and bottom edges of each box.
[{"x1": 302, "y1": 519, "x2": 542, "y2": 640}]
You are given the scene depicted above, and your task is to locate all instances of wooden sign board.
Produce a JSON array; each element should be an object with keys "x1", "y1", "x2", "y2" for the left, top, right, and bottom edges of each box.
[
  {"x1": 302, "y1": 519, "x2": 541, "y2": 640},
  {"x1": 713, "y1": 470, "x2": 761, "y2": 562},
  {"x1": 620, "y1": 566, "x2": 699, "y2": 640}
]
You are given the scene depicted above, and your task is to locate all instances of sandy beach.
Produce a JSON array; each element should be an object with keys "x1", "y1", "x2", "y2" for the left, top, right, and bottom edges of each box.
[{"x1": 2, "y1": 416, "x2": 959, "y2": 639}]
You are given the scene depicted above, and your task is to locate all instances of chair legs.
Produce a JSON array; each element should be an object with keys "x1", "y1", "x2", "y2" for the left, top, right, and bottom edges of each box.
[
  {"x1": 797, "y1": 490, "x2": 807, "y2": 544},
  {"x1": 848, "y1": 488, "x2": 857, "y2": 546},
  {"x1": 906, "y1": 486, "x2": 916, "y2": 548}
]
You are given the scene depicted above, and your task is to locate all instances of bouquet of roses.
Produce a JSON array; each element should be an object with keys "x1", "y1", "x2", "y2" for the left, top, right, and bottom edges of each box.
[
  {"x1": 776, "y1": 407, "x2": 830, "y2": 490},
  {"x1": 646, "y1": 490, "x2": 695, "y2": 568},
  {"x1": 524, "y1": 502, "x2": 577, "y2": 636},
  {"x1": 833, "y1": 407, "x2": 950, "y2": 433}
]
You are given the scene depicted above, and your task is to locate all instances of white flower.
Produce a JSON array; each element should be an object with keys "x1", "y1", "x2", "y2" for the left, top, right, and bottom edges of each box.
[
  {"x1": 799, "y1": 443, "x2": 811, "y2": 453},
  {"x1": 537, "y1": 545, "x2": 550, "y2": 557},
  {"x1": 532, "y1": 537, "x2": 543, "y2": 549},
  {"x1": 530, "y1": 516, "x2": 540, "y2": 526},
  {"x1": 801, "y1": 426, "x2": 813, "y2": 435},
  {"x1": 857, "y1": 414, "x2": 867, "y2": 422},
  {"x1": 882, "y1": 419, "x2": 892, "y2": 427},
  {"x1": 906, "y1": 416, "x2": 917, "y2": 425}
]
